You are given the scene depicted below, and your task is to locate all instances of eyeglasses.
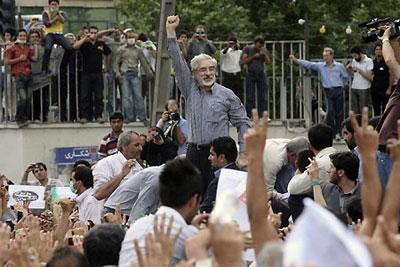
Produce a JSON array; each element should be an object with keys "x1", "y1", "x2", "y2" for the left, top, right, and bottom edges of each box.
[
  {"x1": 196, "y1": 32, "x2": 205, "y2": 34},
  {"x1": 198, "y1": 66, "x2": 216, "y2": 74},
  {"x1": 89, "y1": 32, "x2": 98, "y2": 34}
]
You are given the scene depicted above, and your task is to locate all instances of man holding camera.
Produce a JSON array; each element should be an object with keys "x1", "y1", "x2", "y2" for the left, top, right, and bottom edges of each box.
[
  {"x1": 156, "y1": 99, "x2": 188, "y2": 155},
  {"x1": 377, "y1": 27, "x2": 400, "y2": 145},
  {"x1": 347, "y1": 46, "x2": 373, "y2": 115},
  {"x1": 187, "y1": 25, "x2": 217, "y2": 63},
  {"x1": 221, "y1": 37, "x2": 243, "y2": 101}
]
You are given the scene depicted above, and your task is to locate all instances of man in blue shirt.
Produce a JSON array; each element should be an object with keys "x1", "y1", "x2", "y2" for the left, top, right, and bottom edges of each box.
[{"x1": 290, "y1": 48, "x2": 349, "y2": 139}]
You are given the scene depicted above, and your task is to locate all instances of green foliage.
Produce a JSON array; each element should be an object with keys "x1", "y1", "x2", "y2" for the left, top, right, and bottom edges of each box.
[{"x1": 115, "y1": 0, "x2": 400, "y2": 58}]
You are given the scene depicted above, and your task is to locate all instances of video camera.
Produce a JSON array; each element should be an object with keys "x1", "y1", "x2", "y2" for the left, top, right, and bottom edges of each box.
[{"x1": 359, "y1": 18, "x2": 400, "y2": 42}]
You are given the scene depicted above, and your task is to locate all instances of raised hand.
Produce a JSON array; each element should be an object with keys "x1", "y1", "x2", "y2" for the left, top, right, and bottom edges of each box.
[
  {"x1": 244, "y1": 109, "x2": 269, "y2": 158},
  {"x1": 307, "y1": 158, "x2": 319, "y2": 180},
  {"x1": 350, "y1": 107, "x2": 378, "y2": 157},
  {"x1": 209, "y1": 219, "x2": 244, "y2": 267}
]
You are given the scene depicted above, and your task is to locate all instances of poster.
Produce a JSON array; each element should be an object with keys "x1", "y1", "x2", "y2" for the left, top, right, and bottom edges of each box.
[
  {"x1": 50, "y1": 187, "x2": 76, "y2": 202},
  {"x1": 216, "y1": 169, "x2": 255, "y2": 261},
  {"x1": 7, "y1": 185, "x2": 45, "y2": 209}
]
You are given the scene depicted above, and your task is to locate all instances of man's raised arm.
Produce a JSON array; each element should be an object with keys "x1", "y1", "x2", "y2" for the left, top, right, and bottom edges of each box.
[{"x1": 166, "y1": 15, "x2": 192, "y2": 98}]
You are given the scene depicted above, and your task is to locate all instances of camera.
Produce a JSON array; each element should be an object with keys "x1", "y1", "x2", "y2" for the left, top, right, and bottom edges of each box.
[
  {"x1": 168, "y1": 112, "x2": 180, "y2": 121},
  {"x1": 359, "y1": 18, "x2": 400, "y2": 42}
]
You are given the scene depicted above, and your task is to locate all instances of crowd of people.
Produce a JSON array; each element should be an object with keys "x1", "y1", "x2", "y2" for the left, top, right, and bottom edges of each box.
[{"x1": 2, "y1": 3, "x2": 400, "y2": 267}]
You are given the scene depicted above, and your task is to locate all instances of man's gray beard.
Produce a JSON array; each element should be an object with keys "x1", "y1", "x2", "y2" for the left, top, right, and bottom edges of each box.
[{"x1": 201, "y1": 76, "x2": 216, "y2": 87}]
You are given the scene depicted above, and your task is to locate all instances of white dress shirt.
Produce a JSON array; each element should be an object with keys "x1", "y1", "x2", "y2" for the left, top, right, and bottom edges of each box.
[
  {"x1": 263, "y1": 138, "x2": 291, "y2": 192},
  {"x1": 74, "y1": 188, "x2": 102, "y2": 224},
  {"x1": 118, "y1": 206, "x2": 198, "y2": 267},
  {"x1": 103, "y1": 165, "x2": 163, "y2": 222},
  {"x1": 351, "y1": 55, "x2": 373, "y2": 90},
  {"x1": 287, "y1": 146, "x2": 337, "y2": 195},
  {"x1": 220, "y1": 48, "x2": 242, "y2": 73},
  {"x1": 92, "y1": 152, "x2": 143, "y2": 205}
]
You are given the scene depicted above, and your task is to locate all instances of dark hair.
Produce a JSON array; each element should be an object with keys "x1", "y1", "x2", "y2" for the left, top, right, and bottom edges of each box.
[
  {"x1": 74, "y1": 160, "x2": 91, "y2": 169},
  {"x1": 73, "y1": 166, "x2": 94, "y2": 188},
  {"x1": 296, "y1": 149, "x2": 315, "y2": 173},
  {"x1": 369, "y1": 116, "x2": 381, "y2": 130},
  {"x1": 17, "y1": 29, "x2": 27, "y2": 35},
  {"x1": 83, "y1": 224, "x2": 125, "y2": 267},
  {"x1": 164, "y1": 99, "x2": 180, "y2": 111},
  {"x1": 228, "y1": 36, "x2": 238, "y2": 43},
  {"x1": 89, "y1": 26, "x2": 99, "y2": 31},
  {"x1": 195, "y1": 25, "x2": 207, "y2": 33},
  {"x1": 308, "y1": 123, "x2": 333, "y2": 151},
  {"x1": 4, "y1": 28, "x2": 16, "y2": 37},
  {"x1": 159, "y1": 158, "x2": 203, "y2": 208},
  {"x1": 375, "y1": 43, "x2": 383, "y2": 50},
  {"x1": 46, "y1": 247, "x2": 89, "y2": 267},
  {"x1": 178, "y1": 30, "x2": 188, "y2": 38},
  {"x1": 211, "y1": 136, "x2": 238, "y2": 163},
  {"x1": 345, "y1": 196, "x2": 363, "y2": 222},
  {"x1": 254, "y1": 35, "x2": 265, "y2": 44},
  {"x1": 341, "y1": 115, "x2": 362, "y2": 134},
  {"x1": 350, "y1": 46, "x2": 363, "y2": 54},
  {"x1": 138, "y1": 33, "x2": 148, "y2": 42},
  {"x1": 49, "y1": 0, "x2": 60, "y2": 4},
  {"x1": 34, "y1": 162, "x2": 47, "y2": 171},
  {"x1": 329, "y1": 151, "x2": 359, "y2": 182},
  {"x1": 110, "y1": 112, "x2": 124, "y2": 122}
]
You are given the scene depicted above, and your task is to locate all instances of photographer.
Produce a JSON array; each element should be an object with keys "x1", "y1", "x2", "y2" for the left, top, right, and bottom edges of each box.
[
  {"x1": 156, "y1": 99, "x2": 188, "y2": 155},
  {"x1": 377, "y1": 27, "x2": 400, "y2": 145},
  {"x1": 141, "y1": 126, "x2": 178, "y2": 167},
  {"x1": 221, "y1": 37, "x2": 243, "y2": 101},
  {"x1": 187, "y1": 24, "x2": 216, "y2": 63}
]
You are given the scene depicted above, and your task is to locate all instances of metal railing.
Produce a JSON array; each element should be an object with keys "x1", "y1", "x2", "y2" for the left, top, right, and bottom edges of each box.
[{"x1": 1, "y1": 42, "x2": 356, "y2": 127}]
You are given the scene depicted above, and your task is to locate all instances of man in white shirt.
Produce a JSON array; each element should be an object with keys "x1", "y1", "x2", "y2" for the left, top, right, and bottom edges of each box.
[
  {"x1": 70, "y1": 166, "x2": 102, "y2": 224},
  {"x1": 220, "y1": 37, "x2": 243, "y2": 101},
  {"x1": 103, "y1": 165, "x2": 163, "y2": 223},
  {"x1": 119, "y1": 158, "x2": 204, "y2": 267},
  {"x1": 288, "y1": 124, "x2": 336, "y2": 195},
  {"x1": 93, "y1": 130, "x2": 143, "y2": 210},
  {"x1": 348, "y1": 46, "x2": 373, "y2": 114},
  {"x1": 287, "y1": 123, "x2": 336, "y2": 220}
]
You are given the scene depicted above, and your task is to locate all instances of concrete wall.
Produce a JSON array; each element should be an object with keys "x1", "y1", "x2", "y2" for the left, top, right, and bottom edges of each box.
[{"x1": 0, "y1": 123, "x2": 147, "y2": 183}]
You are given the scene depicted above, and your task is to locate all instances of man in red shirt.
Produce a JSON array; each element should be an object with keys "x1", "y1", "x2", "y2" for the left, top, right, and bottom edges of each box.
[{"x1": 4, "y1": 29, "x2": 38, "y2": 126}]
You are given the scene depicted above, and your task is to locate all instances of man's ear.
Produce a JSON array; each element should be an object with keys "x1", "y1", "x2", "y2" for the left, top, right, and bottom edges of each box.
[
  {"x1": 217, "y1": 154, "x2": 227, "y2": 164},
  {"x1": 188, "y1": 193, "x2": 201, "y2": 210},
  {"x1": 337, "y1": 169, "x2": 345, "y2": 177}
]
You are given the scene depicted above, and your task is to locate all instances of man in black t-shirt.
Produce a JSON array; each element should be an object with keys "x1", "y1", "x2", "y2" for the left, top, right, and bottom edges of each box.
[
  {"x1": 73, "y1": 26, "x2": 111, "y2": 123},
  {"x1": 241, "y1": 36, "x2": 271, "y2": 118},
  {"x1": 371, "y1": 43, "x2": 391, "y2": 116}
]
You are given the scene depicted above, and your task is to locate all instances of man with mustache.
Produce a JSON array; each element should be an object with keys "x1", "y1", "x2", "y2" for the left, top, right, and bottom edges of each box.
[{"x1": 166, "y1": 15, "x2": 251, "y2": 193}]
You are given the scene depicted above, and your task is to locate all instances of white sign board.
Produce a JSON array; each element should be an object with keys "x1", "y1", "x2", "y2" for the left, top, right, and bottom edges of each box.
[
  {"x1": 7, "y1": 185, "x2": 45, "y2": 209},
  {"x1": 216, "y1": 168, "x2": 255, "y2": 261}
]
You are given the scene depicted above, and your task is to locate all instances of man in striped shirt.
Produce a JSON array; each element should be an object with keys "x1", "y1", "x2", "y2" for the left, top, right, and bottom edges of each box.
[{"x1": 98, "y1": 112, "x2": 124, "y2": 159}]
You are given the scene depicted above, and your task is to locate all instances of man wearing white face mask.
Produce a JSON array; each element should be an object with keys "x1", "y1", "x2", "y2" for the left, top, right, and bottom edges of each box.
[
  {"x1": 114, "y1": 30, "x2": 153, "y2": 125},
  {"x1": 4, "y1": 29, "x2": 38, "y2": 126}
]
